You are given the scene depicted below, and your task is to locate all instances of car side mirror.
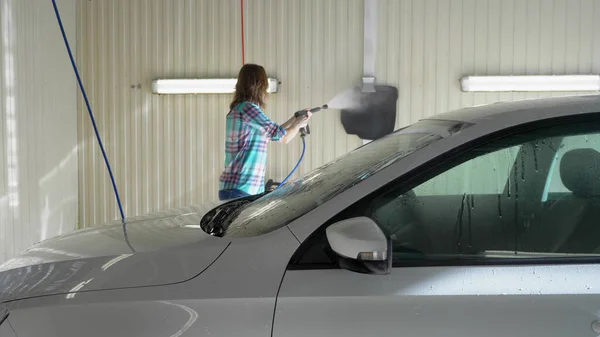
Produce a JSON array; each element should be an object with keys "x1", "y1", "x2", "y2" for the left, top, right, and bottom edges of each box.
[{"x1": 325, "y1": 217, "x2": 392, "y2": 275}]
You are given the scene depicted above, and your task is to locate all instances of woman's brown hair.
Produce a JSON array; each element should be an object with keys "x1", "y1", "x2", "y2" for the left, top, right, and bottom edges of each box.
[{"x1": 230, "y1": 64, "x2": 269, "y2": 110}]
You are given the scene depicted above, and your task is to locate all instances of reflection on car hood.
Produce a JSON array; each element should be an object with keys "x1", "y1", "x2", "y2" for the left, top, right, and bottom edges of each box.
[{"x1": 0, "y1": 202, "x2": 230, "y2": 303}]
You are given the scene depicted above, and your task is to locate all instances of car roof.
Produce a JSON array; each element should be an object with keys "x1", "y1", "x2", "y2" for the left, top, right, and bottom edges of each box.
[{"x1": 422, "y1": 94, "x2": 600, "y2": 125}]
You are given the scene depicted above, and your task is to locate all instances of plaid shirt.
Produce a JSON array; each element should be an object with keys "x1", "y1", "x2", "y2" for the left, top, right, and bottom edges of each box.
[{"x1": 219, "y1": 102, "x2": 286, "y2": 195}]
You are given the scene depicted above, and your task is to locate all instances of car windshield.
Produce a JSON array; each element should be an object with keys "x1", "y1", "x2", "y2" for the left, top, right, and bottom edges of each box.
[{"x1": 217, "y1": 119, "x2": 469, "y2": 238}]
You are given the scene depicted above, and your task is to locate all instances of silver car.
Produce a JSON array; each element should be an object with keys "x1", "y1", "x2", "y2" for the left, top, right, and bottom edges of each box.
[{"x1": 2, "y1": 95, "x2": 600, "y2": 337}]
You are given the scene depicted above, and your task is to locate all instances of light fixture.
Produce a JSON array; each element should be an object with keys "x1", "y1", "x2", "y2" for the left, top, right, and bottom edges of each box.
[
  {"x1": 460, "y1": 75, "x2": 600, "y2": 92},
  {"x1": 152, "y1": 78, "x2": 279, "y2": 94}
]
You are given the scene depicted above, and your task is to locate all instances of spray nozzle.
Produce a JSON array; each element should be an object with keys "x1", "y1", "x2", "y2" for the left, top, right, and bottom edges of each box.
[
  {"x1": 309, "y1": 104, "x2": 328, "y2": 113},
  {"x1": 294, "y1": 104, "x2": 328, "y2": 118}
]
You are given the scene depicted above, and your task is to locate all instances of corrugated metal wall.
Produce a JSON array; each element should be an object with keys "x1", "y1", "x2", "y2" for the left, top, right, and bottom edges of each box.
[
  {"x1": 0, "y1": 0, "x2": 78, "y2": 263},
  {"x1": 76, "y1": 0, "x2": 363, "y2": 226},
  {"x1": 77, "y1": 0, "x2": 600, "y2": 226},
  {"x1": 378, "y1": 0, "x2": 600, "y2": 197},
  {"x1": 377, "y1": 0, "x2": 600, "y2": 127}
]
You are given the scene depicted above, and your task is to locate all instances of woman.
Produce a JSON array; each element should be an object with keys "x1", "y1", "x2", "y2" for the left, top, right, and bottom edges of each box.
[{"x1": 218, "y1": 64, "x2": 311, "y2": 201}]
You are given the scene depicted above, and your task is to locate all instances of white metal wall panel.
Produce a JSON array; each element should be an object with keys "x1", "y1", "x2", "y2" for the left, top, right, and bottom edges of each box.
[
  {"x1": 76, "y1": 0, "x2": 364, "y2": 226},
  {"x1": 377, "y1": 0, "x2": 600, "y2": 196},
  {"x1": 77, "y1": 0, "x2": 600, "y2": 226},
  {"x1": 0, "y1": 0, "x2": 78, "y2": 263},
  {"x1": 377, "y1": 0, "x2": 600, "y2": 128},
  {"x1": 244, "y1": 0, "x2": 364, "y2": 190}
]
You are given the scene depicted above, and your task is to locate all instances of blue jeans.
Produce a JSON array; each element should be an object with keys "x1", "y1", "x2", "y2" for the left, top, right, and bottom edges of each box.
[{"x1": 218, "y1": 189, "x2": 251, "y2": 201}]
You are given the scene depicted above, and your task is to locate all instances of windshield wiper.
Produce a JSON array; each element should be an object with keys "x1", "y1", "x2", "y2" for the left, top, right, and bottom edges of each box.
[{"x1": 200, "y1": 193, "x2": 264, "y2": 237}]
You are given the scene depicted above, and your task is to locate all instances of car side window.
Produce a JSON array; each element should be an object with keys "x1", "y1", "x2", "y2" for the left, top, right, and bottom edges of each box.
[
  {"x1": 361, "y1": 122, "x2": 600, "y2": 265},
  {"x1": 413, "y1": 146, "x2": 521, "y2": 196}
]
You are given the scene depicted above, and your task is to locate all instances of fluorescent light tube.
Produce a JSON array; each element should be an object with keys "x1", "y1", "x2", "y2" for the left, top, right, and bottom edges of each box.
[
  {"x1": 460, "y1": 75, "x2": 600, "y2": 92},
  {"x1": 152, "y1": 78, "x2": 279, "y2": 94}
]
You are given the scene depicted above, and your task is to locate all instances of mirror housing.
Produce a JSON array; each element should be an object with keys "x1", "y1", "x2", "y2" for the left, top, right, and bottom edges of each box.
[{"x1": 326, "y1": 217, "x2": 392, "y2": 275}]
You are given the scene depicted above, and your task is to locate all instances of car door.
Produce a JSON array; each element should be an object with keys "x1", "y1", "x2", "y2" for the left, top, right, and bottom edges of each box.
[{"x1": 273, "y1": 117, "x2": 600, "y2": 337}]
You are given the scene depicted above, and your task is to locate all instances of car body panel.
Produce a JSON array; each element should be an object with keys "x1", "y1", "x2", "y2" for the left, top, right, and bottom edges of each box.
[
  {"x1": 425, "y1": 94, "x2": 600, "y2": 124},
  {"x1": 3, "y1": 227, "x2": 299, "y2": 337},
  {"x1": 274, "y1": 95, "x2": 600, "y2": 337},
  {"x1": 274, "y1": 264, "x2": 600, "y2": 337},
  {"x1": 0, "y1": 204, "x2": 231, "y2": 303},
  {"x1": 0, "y1": 305, "x2": 15, "y2": 337},
  {"x1": 0, "y1": 305, "x2": 7, "y2": 325},
  {"x1": 0, "y1": 320, "x2": 17, "y2": 337},
  {"x1": 2, "y1": 95, "x2": 600, "y2": 336}
]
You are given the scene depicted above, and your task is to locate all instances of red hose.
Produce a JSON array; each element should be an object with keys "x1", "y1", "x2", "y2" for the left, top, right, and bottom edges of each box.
[{"x1": 241, "y1": 0, "x2": 245, "y2": 65}]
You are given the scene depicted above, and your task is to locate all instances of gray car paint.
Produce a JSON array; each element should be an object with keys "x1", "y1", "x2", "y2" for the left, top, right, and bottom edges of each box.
[
  {"x1": 275, "y1": 94, "x2": 600, "y2": 337},
  {"x1": 0, "y1": 203, "x2": 230, "y2": 302},
  {"x1": 4, "y1": 228, "x2": 299, "y2": 337},
  {"x1": 275, "y1": 265, "x2": 600, "y2": 337},
  {"x1": 0, "y1": 319, "x2": 17, "y2": 337},
  {"x1": 1, "y1": 95, "x2": 600, "y2": 336}
]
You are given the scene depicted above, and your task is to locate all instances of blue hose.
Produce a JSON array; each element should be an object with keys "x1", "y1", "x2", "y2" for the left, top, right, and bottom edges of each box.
[
  {"x1": 277, "y1": 136, "x2": 306, "y2": 189},
  {"x1": 51, "y1": 0, "x2": 125, "y2": 221}
]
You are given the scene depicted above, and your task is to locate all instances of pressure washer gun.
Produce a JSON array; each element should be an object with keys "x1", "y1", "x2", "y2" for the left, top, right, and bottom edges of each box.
[{"x1": 294, "y1": 104, "x2": 328, "y2": 136}]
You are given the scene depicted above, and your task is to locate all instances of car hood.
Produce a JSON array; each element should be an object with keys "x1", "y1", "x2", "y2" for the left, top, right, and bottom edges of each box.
[{"x1": 0, "y1": 202, "x2": 231, "y2": 303}]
